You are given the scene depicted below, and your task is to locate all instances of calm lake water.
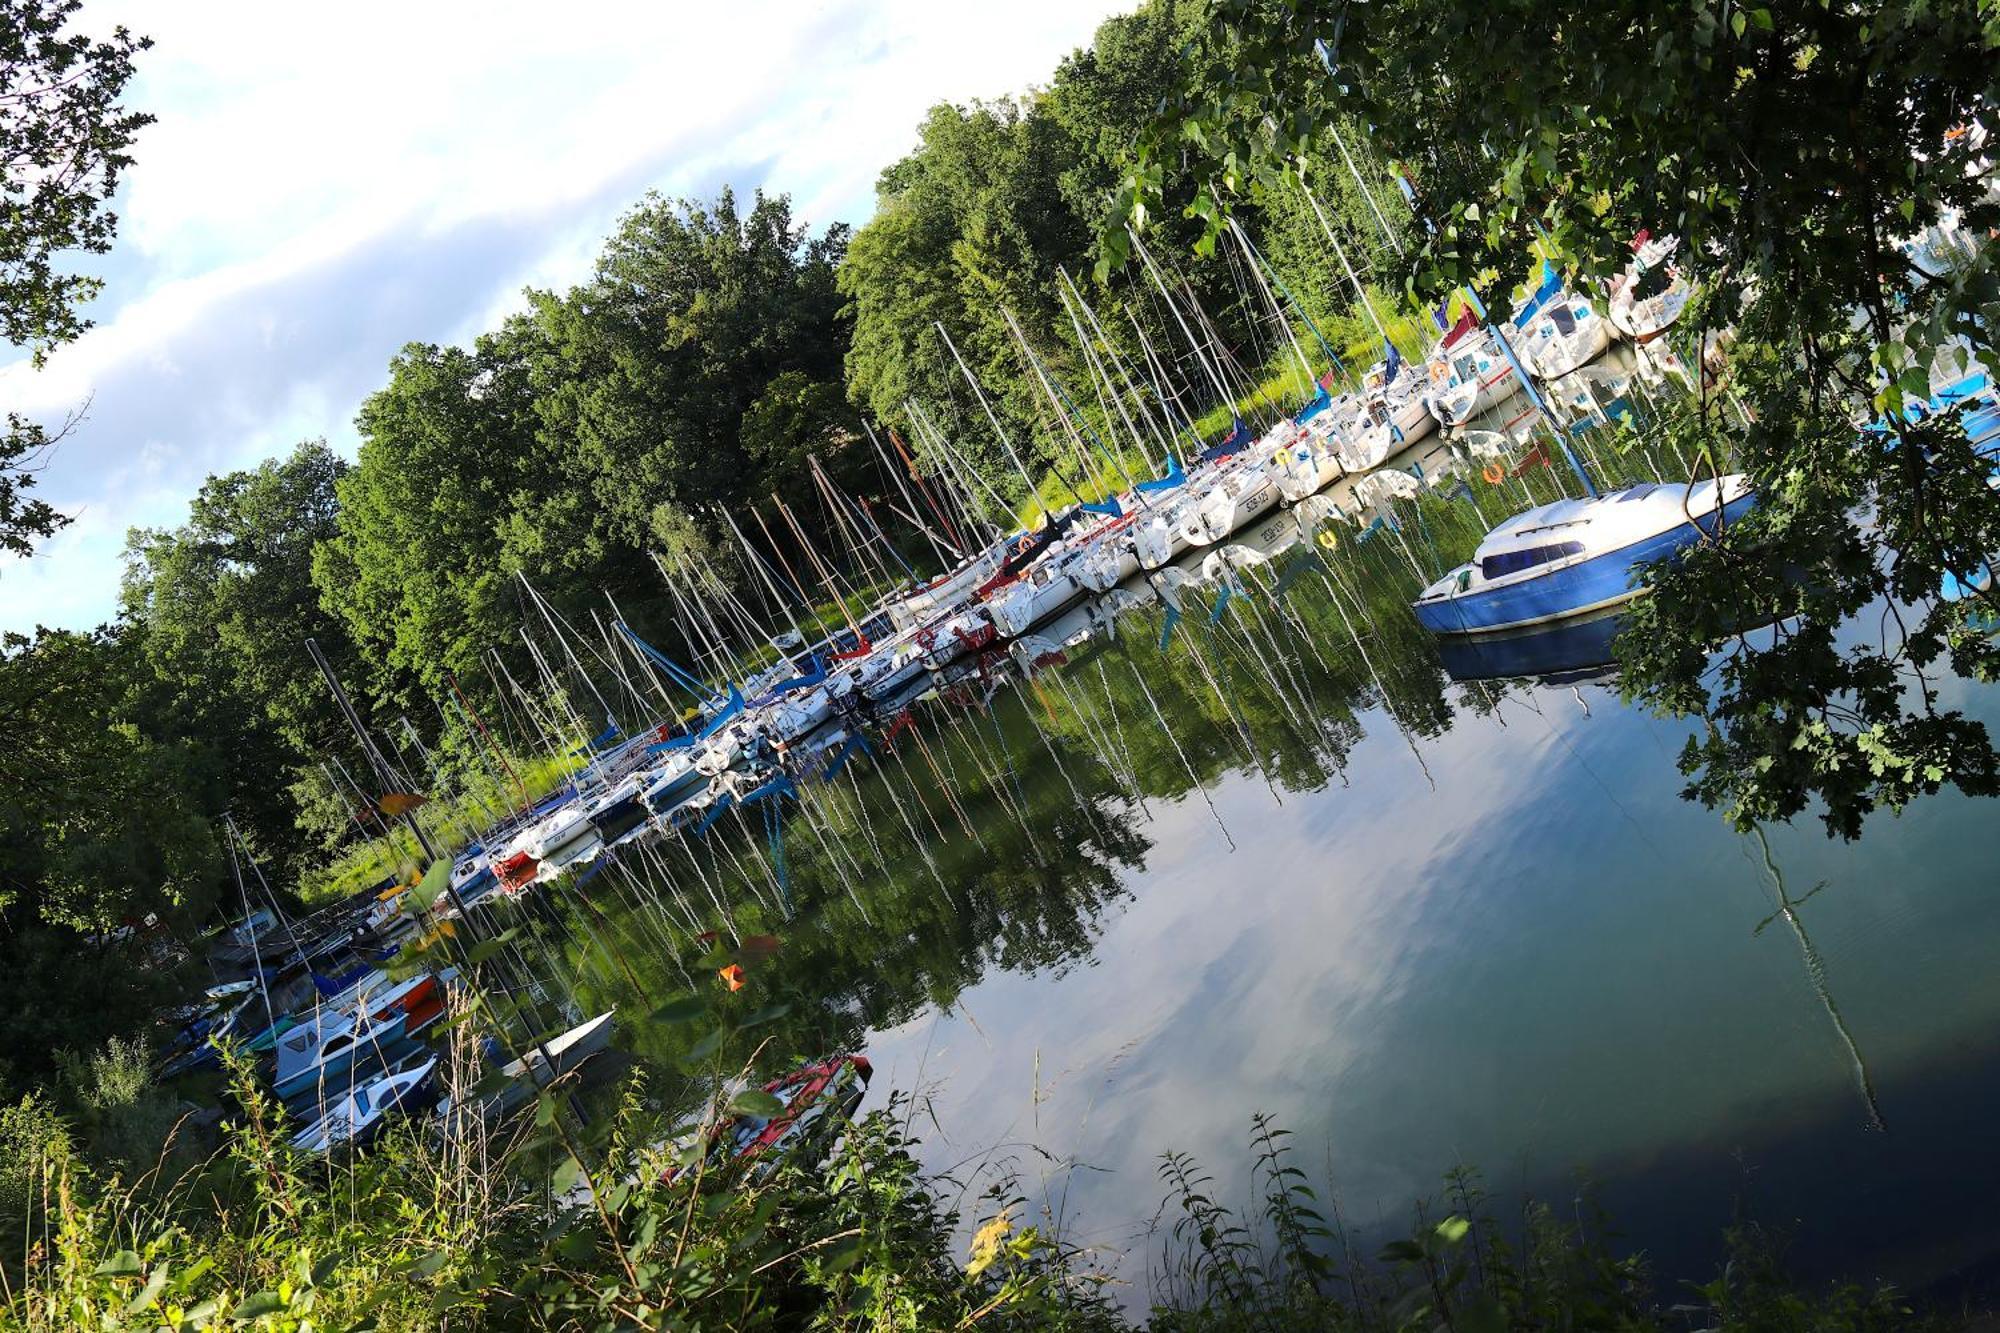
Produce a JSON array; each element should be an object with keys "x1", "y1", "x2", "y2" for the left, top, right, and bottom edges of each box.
[{"x1": 534, "y1": 502, "x2": 2000, "y2": 1305}]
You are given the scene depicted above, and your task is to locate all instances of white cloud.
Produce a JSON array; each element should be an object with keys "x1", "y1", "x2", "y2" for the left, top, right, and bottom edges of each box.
[{"x1": 0, "y1": 0, "x2": 1129, "y2": 633}]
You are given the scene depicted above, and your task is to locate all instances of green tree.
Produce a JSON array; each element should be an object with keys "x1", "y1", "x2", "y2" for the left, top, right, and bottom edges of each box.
[
  {"x1": 530, "y1": 187, "x2": 849, "y2": 546},
  {"x1": 0, "y1": 627, "x2": 214, "y2": 1078},
  {"x1": 121, "y1": 442, "x2": 364, "y2": 863},
  {"x1": 321, "y1": 188, "x2": 861, "y2": 737},
  {"x1": 1, "y1": 0, "x2": 152, "y2": 558},
  {"x1": 317, "y1": 322, "x2": 557, "y2": 719}
]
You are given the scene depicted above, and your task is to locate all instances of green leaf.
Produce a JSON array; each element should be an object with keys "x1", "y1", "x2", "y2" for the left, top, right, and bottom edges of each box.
[
  {"x1": 394, "y1": 1248, "x2": 450, "y2": 1280},
  {"x1": 1436, "y1": 1215, "x2": 1472, "y2": 1244},
  {"x1": 821, "y1": 1235, "x2": 865, "y2": 1274},
  {"x1": 408, "y1": 856, "x2": 452, "y2": 912},
  {"x1": 1377, "y1": 1239, "x2": 1425, "y2": 1264},
  {"x1": 651, "y1": 995, "x2": 707, "y2": 1024},
  {"x1": 738, "y1": 1002, "x2": 792, "y2": 1029},
  {"x1": 683, "y1": 1026, "x2": 726, "y2": 1066},
  {"x1": 230, "y1": 1289, "x2": 286, "y2": 1321},
  {"x1": 1730, "y1": 10, "x2": 1746, "y2": 38},
  {"x1": 463, "y1": 927, "x2": 519, "y2": 967},
  {"x1": 94, "y1": 1249, "x2": 142, "y2": 1277},
  {"x1": 126, "y1": 1266, "x2": 170, "y2": 1314},
  {"x1": 534, "y1": 1091, "x2": 557, "y2": 1128},
  {"x1": 729, "y1": 1089, "x2": 785, "y2": 1118},
  {"x1": 403, "y1": 1251, "x2": 449, "y2": 1281}
]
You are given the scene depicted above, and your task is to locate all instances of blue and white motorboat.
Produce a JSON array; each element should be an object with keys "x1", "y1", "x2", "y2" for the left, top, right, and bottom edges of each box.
[
  {"x1": 291, "y1": 1051, "x2": 440, "y2": 1153},
  {"x1": 1413, "y1": 475, "x2": 1754, "y2": 634}
]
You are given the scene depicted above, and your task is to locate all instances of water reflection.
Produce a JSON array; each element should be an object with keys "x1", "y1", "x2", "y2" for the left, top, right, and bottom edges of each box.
[
  {"x1": 1434, "y1": 608, "x2": 1625, "y2": 685},
  {"x1": 1745, "y1": 825, "x2": 1886, "y2": 1132},
  {"x1": 464, "y1": 422, "x2": 2000, "y2": 1302}
]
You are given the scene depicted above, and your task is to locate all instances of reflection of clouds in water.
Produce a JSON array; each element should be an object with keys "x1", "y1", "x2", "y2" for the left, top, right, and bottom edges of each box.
[
  {"x1": 862, "y1": 669, "x2": 2000, "y2": 1295},
  {"x1": 865, "y1": 698, "x2": 1568, "y2": 1273}
]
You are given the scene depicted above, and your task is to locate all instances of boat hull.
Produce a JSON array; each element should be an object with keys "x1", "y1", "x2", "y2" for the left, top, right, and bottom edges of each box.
[
  {"x1": 641, "y1": 763, "x2": 708, "y2": 816},
  {"x1": 1415, "y1": 490, "x2": 1754, "y2": 635},
  {"x1": 275, "y1": 1013, "x2": 411, "y2": 1104}
]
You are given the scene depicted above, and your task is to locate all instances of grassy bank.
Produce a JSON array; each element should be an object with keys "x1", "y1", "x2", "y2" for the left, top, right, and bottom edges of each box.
[
  {"x1": 3, "y1": 1034, "x2": 1976, "y2": 1331},
  {"x1": 295, "y1": 750, "x2": 581, "y2": 908}
]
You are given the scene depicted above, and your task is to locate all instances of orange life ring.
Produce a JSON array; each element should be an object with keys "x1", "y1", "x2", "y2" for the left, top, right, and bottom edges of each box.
[
  {"x1": 1428, "y1": 361, "x2": 1450, "y2": 386},
  {"x1": 1482, "y1": 461, "x2": 1507, "y2": 485}
]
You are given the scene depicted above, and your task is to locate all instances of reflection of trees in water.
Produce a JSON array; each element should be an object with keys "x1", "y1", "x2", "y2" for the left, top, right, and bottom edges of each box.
[
  {"x1": 523, "y1": 704, "x2": 1150, "y2": 1080},
  {"x1": 1747, "y1": 825, "x2": 1885, "y2": 1132},
  {"x1": 502, "y1": 504, "x2": 1496, "y2": 1092}
]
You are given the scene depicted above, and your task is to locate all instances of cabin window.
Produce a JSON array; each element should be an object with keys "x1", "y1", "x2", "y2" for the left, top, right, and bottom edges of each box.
[
  {"x1": 1546, "y1": 305, "x2": 1577, "y2": 335},
  {"x1": 1480, "y1": 541, "x2": 1586, "y2": 579}
]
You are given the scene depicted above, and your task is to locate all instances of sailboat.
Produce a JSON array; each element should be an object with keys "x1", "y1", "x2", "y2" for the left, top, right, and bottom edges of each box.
[
  {"x1": 640, "y1": 748, "x2": 709, "y2": 819},
  {"x1": 1177, "y1": 456, "x2": 1283, "y2": 547},
  {"x1": 1413, "y1": 475, "x2": 1754, "y2": 634},
  {"x1": 291, "y1": 1052, "x2": 440, "y2": 1153},
  {"x1": 885, "y1": 544, "x2": 1007, "y2": 631},
  {"x1": 1513, "y1": 275, "x2": 1619, "y2": 382},
  {"x1": 1422, "y1": 314, "x2": 1526, "y2": 428},
  {"x1": 272, "y1": 971, "x2": 446, "y2": 1103},
  {"x1": 1606, "y1": 234, "x2": 1692, "y2": 342},
  {"x1": 438, "y1": 1011, "x2": 617, "y2": 1125},
  {"x1": 986, "y1": 556, "x2": 1091, "y2": 638},
  {"x1": 1266, "y1": 418, "x2": 1345, "y2": 502}
]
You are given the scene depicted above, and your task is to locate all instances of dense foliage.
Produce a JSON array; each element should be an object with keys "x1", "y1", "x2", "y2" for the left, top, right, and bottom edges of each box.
[
  {"x1": 5, "y1": 1052, "x2": 1957, "y2": 1331},
  {"x1": 0, "y1": 0, "x2": 151, "y2": 556},
  {"x1": 317, "y1": 188, "x2": 859, "y2": 719},
  {"x1": 0, "y1": 627, "x2": 213, "y2": 1081},
  {"x1": 4, "y1": 0, "x2": 2000, "y2": 1321}
]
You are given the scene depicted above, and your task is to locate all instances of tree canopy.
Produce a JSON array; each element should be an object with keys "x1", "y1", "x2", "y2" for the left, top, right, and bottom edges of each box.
[{"x1": 0, "y1": 0, "x2": 151, "y2": 560}]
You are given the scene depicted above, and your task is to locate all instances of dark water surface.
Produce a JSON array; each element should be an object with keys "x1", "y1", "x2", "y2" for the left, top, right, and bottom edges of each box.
[{"x1": 543, "y1": 532, "x2": 2000, "y2": 1302}]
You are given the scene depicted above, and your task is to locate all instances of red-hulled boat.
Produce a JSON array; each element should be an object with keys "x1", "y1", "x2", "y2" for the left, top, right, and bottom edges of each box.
[{"x1": 668, "y1": 1055, "x2": 872, "y2": 1183}]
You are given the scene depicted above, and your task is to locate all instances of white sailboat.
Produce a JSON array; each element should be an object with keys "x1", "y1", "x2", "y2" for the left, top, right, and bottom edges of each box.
[
  {"x1": 1423, "y1": 321, "x2": 1527, "y2": 429},
  {"x1": 1515, "y1": 287, "x2": 1618, "y2": 382},
  {"x1": 1178, "y1": 461, "x2": 1282, "y2": 547},
  {"x1": 1606, "y1": 235, "x2": 1692, "y2": 342}
]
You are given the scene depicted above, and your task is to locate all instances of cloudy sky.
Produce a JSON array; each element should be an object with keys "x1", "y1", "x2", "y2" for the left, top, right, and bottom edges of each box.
[{"x1": 0, "y1": 0, "x2": 1128, "y2": 634}]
